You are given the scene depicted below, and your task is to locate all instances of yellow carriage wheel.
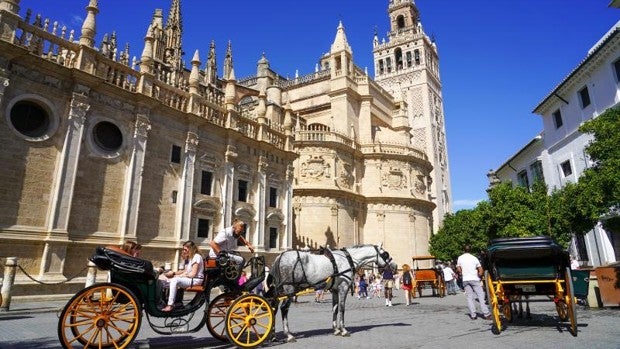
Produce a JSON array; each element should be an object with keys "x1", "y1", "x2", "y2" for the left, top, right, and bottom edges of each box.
[
  {"x1": 502, "y1": 301, "x2": 513, "y2": 323},
  {"x1": 57, "y1": 282, "x2": 141, "y2": 349},
  {"x1": 556, "y1": 301, "x2": 569, "y2": 321},
  {"x1": 207, "y1": 292, "x2": 238, "y2": 342},
  {"x1": 484, "y1": 270, "x2": 502, "y2": 334},
  {"x1": 564, "y1": 267, "x2": 578, "y2": 336},
  {"x1": 225, "y1": 294, "x2": 274, "y2": 348}
]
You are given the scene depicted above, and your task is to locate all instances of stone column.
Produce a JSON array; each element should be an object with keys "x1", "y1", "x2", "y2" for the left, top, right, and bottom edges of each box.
[
  {"x1": 254, "y1": 156, "x2": 268, "y2": 249},
  {"x1": 0, "y1": 257, "x2": 17, "y2": 311},
  {"x1": 222, "y1": 144, "x2": 237, "y2": 226},
  {"x1": 175, "y1": 131, "x2": 198, "y2": 242},
  {"x1": 41, "y1": 88, "x2": 90, "y2": 279},
  {"x1": 118, "y1": 112, "x2": 151, "y2": 240},
  {"x1": 282, "y1": 165, "x2": 294, "y2": 250}
]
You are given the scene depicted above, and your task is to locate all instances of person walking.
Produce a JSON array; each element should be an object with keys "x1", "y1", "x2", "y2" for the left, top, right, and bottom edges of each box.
[
  {"x1": 400, "y1": 264, "x2": 415, "y2": 306},
  {"x1": 382, "y1": 267, "x2": 395, "y2": 306},
  {"x1": 457, "y1": 245, "x2": 491, "y2": 320},
  {"x1": 443, "y1": 262, "x2": 458, "y2": 295}
]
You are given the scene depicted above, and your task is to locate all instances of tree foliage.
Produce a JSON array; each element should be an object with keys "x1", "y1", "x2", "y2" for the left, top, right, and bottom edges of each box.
[{"x1": 431, "y1": 107, "x2": 620, "y2": 260}]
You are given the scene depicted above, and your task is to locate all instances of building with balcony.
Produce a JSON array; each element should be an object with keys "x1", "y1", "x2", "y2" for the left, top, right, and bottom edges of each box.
[{"x1": 489, "y1": 20, "x2": 620, "y2": 267}]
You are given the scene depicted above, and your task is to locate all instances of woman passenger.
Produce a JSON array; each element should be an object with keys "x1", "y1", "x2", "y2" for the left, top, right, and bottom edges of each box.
[{"x1": 161, "y1": 241, "x2": 204, "y2": 312}]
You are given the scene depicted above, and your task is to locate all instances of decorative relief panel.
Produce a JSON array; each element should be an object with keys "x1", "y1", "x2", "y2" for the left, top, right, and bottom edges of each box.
[
  {"x1": 336, "y1": 161, "x2": 354, "y2": 189},
  {"x1": 382, "y1": 166, "x2": 407, "y2": 190},
  {"x1": 199, "y1": 154, "x2": 220, "y2": 171},
  {"x1": 237, "y1": 163, "x2": 252, "y2": 180},
  {"x1": 300, "y1": 155, "x2": 330, "y2": 180},
  {"x1": 414, "y1": 174, "x2": 427, "y2": 196}
]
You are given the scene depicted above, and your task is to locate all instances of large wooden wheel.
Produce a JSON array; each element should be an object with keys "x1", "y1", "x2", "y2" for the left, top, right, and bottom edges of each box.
[
  {"x1": 57, "y1": 283, "x2": 141, "y2": 349},
  {"x1": 225, "y1": 294, "x2": 273, "y2": 348},
  {"x1": 564, "y1": 267, "x2": 578, "y2": 336},
  {"x1": 207, "y1": 292, "x2": 238, "y2": 342},
  {"x1": 484, "y1": 270, "x2": 502, "y2": 335}
]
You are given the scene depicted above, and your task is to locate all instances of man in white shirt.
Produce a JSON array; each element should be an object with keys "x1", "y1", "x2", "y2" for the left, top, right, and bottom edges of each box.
[
  {"x1": 457, "y1": 245, "x2": 491, "y2": 320},
  {"x1": 209, "y1": 219, "x2": 255, "y2": 277}
]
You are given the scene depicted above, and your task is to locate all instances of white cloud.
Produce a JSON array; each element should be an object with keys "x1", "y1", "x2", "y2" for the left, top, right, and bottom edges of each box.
[{"x1": 452, "y1": 199, "x2": 484, "y2": 211}]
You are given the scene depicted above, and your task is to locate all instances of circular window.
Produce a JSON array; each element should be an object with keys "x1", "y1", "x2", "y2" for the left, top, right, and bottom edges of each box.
[
  {"x1": 92, "y1": 121, "x2": 123, "y2": 152},
  {"x1": 10, "y1": 101, "x2": 50, "y2": 138}
]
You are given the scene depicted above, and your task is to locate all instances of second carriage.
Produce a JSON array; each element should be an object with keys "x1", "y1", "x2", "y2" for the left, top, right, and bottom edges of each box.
[
  {"x1": 482, "y1": 236, "x2": 582, "y2": 336},
  {"x1": 411, "y1": 255, "x2": 446, "y2": 298},
  {"x1": 57, "y1": 245, "x2": 273, "y2": 348}
]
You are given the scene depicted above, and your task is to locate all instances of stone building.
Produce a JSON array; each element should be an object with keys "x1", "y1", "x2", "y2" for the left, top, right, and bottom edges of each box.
[{"x1": 0, "y1": 0, "x2": 450, "y2": 297}]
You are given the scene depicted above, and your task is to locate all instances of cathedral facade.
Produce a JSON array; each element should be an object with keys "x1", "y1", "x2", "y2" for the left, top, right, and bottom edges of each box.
[{"x1": 0, "y1": 0, "x2": 450, "y2": 297}]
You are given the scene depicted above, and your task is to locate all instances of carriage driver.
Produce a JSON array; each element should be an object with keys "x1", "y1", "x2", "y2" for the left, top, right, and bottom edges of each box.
[{"x1": 209, "y1": 219, "x2": 255, "y2": 276}]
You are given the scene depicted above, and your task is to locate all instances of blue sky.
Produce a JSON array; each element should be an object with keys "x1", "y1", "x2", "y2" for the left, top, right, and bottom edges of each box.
[{"x1": 25, "y1": 0, "x2": 619, "y2": 211}]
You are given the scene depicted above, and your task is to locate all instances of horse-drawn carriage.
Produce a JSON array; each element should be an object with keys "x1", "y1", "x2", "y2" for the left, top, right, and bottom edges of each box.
[
  {"x1": 483, "y1": 236, "x2": 580, "y2": 336},
  {"x1": 58, "y1": 243, "x2": 397, "y2": 347},
  {"x1": 57, "y1": 245, "x2": 272, "y2": 348},
  {"x1": 411, "y1": 255, "x2": 446, "y2": 298}
]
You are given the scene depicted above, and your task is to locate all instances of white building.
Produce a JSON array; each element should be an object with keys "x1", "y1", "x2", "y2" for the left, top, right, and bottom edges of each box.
[{"x1": 490, "y1": 20, "x2": 620, "y2": 267}]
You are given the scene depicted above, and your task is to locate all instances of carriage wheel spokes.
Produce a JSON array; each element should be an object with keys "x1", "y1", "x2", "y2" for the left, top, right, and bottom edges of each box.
[
  {"x1": 225, "y1": 294, "x2": 273, "y2": 348},
  {"x1": 502, "y1": 300, "x2": 513, "y2": 323},
  {"x1": 207, "y1": 292, "x2": 238, "y2": 342},
  {"x1": 484, "y1": 271, "x2": 502, "y2": 334},
  {"x1": 58, "y1": 283, "x2": 141, "y2": 349},
  {"x1": 564, "y1": 267, "x2": 578, "y2": 336}
]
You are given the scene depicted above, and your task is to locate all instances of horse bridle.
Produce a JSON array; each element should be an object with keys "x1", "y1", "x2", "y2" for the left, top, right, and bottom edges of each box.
[{"x1": 374, "y1": 245, "x2": 393, "y2": 268}]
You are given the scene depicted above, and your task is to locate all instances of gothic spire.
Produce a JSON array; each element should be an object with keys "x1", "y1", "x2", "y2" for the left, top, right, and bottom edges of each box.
[
  {"x1": 205, "y1": 40, "x2": 217, "y2": 85},
  {"x1": 224, "y1": 40, "x2": 234, "y2": 80},
  {"x1": 163, "y1": 0, "x2": 183, "y2": 70},
  {"x1": 79, "y1": 0, "x2": 98, "y2": 47},
  {"x1": 331, "y1": 21, "x2": 351, "y2": 54}
]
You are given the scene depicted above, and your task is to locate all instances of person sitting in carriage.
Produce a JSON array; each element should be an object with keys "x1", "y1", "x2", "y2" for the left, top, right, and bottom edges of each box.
[
  {"x1": 209, "y1": 219, "x2": 255, "y2": 279},
  {"x1": 161, "y1": 240, "x2": 204, "y2": 312}
]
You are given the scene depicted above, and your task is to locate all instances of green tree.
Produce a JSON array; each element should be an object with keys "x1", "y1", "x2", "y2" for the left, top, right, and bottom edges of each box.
[{"x1": 575, "y1": 107, "x2": 620, "y2": 233}]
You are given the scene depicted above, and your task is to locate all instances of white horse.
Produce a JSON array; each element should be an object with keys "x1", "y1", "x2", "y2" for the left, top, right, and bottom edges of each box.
[{"x1": 267, "y1": 244, "x2": 397, "y2": 342}]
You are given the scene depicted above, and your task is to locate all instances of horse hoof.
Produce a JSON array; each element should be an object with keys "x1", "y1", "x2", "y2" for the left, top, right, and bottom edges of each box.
[
  {"x1": 333, "y1": 330, "x2": 341, "y2": 336},
  {"x1": 286, "y1": 337, "x2": 296, "y2": 343},
  {"x1": 342, "y1": 332, "x2": 351, "y2": 337}
]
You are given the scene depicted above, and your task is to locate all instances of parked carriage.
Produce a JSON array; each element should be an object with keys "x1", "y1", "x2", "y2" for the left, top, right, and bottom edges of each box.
[
  {"x1": 411, "y1": 255, "x2": 446, "y2": 298},
  {"x1": 482, "y1": 236, "x2": 579, "y2": 336},
  {"x1": 57, "y1": 245, "x2": 272, "y2": 348}
]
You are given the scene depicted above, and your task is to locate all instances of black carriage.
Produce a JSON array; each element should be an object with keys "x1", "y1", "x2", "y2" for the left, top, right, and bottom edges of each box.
[
  {"x1": 57, "y1": 245, "x2": 273, "y2": 348},
  {"x1": 483, "y1": 236, "x2": 578, "y2": 336}
]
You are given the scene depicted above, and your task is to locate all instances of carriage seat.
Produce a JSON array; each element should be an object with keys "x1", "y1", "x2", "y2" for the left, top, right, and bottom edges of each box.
[
  {"x1": 89, "y1": 246, "x2": 157, "y2": 280},
  {"x1": 184, "y1": 257, "x2": 218, "y2": 292}
]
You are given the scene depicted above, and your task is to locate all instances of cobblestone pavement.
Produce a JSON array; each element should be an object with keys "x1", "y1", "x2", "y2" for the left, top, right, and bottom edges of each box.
[{"x1": 0, "y1": 290, "x2": 618, "y2": 349}]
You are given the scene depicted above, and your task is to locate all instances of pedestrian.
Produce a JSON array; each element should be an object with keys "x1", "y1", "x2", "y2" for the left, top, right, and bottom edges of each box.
[
  {"x1": 358, "y1": 275, "x2": 368, "y2": 299},
  {"x1": 400, "y1": 264, "x2": 415, "y2": 306},
  {"x1": 382, "y1": 266, "x2": 395, "y2": 306},
  {"x1": 456, "y1": 245, "x2": 491, "y2": 320},
  {"x1": 161, "y1": 240, "x2": 204, "y2": 312},
  {"x1": 442, "y1": 262, "x2": 458, "y2": 295}
]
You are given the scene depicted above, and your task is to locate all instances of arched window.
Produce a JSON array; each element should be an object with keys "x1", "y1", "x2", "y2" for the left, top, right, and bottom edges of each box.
[{"x1": 397, "y1": 15, "x2": 406, "y2": 29}]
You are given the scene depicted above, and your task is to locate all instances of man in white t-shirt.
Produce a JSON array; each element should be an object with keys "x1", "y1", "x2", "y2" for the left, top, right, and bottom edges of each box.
[
  {"x1": 457, "y1": 245, "x2": 491, "y2": 320},
  {"x1": 209, "y1": 219, "x2": 255, "y2": 276}
]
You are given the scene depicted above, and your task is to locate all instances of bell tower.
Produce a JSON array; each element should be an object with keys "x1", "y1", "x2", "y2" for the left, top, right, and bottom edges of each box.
[{"x1": 373, "y1": 0, "x2": 452, "y2": 233}]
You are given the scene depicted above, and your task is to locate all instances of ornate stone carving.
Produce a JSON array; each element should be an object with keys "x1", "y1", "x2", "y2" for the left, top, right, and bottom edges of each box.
[
  {"x1": 300, "y1": 155, "x2": 330, "y2": 179},
  {"x1": 237, "y1": 163, "x2": 251, "y2": 180},
  {"x1": 199, "y1": 154, "x2": 220, "y2": 171},
  {"x1": 414, "y1": 174, "x2": 426, "y2": 195},
  {"x1": 134, "y1": 114, "x2": 151, "y2": 138},
  {"x1": 69, "y1": 97, "x2": 90, "y2": 125},
  {"x1": 185, "y1": 132, "x2": 199, "y2": 152},
  {"x1": 382, "y1": 166, "x2": 406, "y2": 190},
  {"x1": 337, "y1": 162, "x2": 354, "y2": 189}
]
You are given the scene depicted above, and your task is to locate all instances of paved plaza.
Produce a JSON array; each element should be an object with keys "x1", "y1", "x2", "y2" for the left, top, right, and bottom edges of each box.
[{"x1": 0, "y1": 290, "x2": 618, "y2": 349}]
